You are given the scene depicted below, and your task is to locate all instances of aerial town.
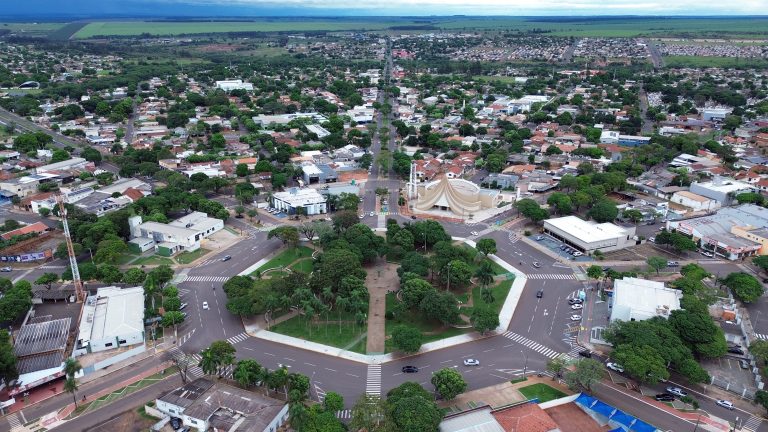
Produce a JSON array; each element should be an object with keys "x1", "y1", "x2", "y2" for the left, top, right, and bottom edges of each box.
[{"x1": 0, "y1": 11, "x2": 766, "y2": 432}]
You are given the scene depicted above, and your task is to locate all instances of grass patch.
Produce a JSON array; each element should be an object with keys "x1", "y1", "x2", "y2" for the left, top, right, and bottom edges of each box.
[
  {"x1": 132, "y1": 255, "x2": 175, "y2": 266},
  {"x1": 175, "y1": 248, "x2": 210, "y2": 264},
  {"x1": 510, "y1": 377, "x2": 528, "y2": 384},
  {"x1": 270, "y1": 311, "x2": 367, "y2": 354},
  {"x1": 663, "y1": 55, "x2": 768, "y2": 68},
  {"x1": 384, "y1": 293, "x2": 472, "y2": 353},
  {"x1": 255, "y1": 246, "x2": 314, "y2": 273},
  {"x1": 115, "y1": 252, "x2": 140, "y2": 265},
  {"x1": 471, "y1": 280, "x2": 513, "y2": 315},
  {"x1": 290, "y1": 258, "x2": 314, "y2": 274},
  {"x1": 518, "y1": 383, "x2": 567, "y2": 403}
]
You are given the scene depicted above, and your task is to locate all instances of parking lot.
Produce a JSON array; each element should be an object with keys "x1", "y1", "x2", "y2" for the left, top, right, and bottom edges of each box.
[
  {"x1": 533, "y1": 234, "x2": 593, "y2": 262},
  {"x1": 703, "y1": 354, "x2": 758, "y2": 398},
  {"x1": 602, "y1": 241, "x2": 685, "y2": 262}
]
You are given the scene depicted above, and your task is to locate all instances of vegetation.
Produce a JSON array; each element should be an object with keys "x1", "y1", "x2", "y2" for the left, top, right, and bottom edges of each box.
[{"x1": 518, "y1": 383, "x2": 567, "y2": 403}]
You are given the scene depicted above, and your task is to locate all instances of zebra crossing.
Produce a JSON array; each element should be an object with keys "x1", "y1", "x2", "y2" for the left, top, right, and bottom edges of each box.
[
  {"x1": 755, "y1": 334, "x2": 768, "y2": 340},
  {"x1": 366, "y1": 365, "x2": 382, "y2": 395},
  {"x1": 336, "y1": 409, "x2": 352, "y2": 420},
  {"x1": 227, "y1": 332, "x2": 250, "y2": 345},
  {"x1": 743, "y1": 415, "x2": 762, "y2": 432},
  {"x1": 508, "y1": 231, "x2": 520, "y2": 243},
  {"x1": 525, "y1": 273, "x2": 576, "y2": 280},
  {"x1": 39, "y1": 265, "x2": 66, "y2": 269},
  {"x1": 6, "y1": 412, "x2": 21, "y2": 430},
  {"x1": 502, "y1": 331, "x2": 562, "y2": 359},
  {"x1": 184, "y1": 275, "x2": 230, "y2": 283}
]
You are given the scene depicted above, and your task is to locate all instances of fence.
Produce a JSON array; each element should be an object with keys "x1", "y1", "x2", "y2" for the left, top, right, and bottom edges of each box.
[{"x1": 81, "y1": 345, "x2": 146, "y2": 375}]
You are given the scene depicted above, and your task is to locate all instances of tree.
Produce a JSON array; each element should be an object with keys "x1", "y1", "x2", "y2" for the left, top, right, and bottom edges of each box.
[
  {"x1": 0, "y1": 330, "x2": 18, "y2": 387},
  {"x1": 750, "y1": 339, "x2": 768, "y2": 364},
  {"x1": 234, "y1": 359, "x2": 264, "y2": 388},
  {"x1": 475, "y1": 259, "x2": 495, "y2": 289},
  {"x1": 34, "y1": 273, "x2": 58, "y2": 290},
  {"x1": 162, "y1": 311, "x2": 185, "y2": 329},
  {"x1": 754, "y1": 256, "x2": 768, "y2": 275},
  {"x1": 565, "y1": 358, "x2": 603, "y2": 392},
  {"x1": 63, "y1": 357, "x2": 82, "y2": 407},
  {"x1": 586, "y1": 265, "x2": 604, "y2": 280},
  {"x1": 98, "y1": 264, "x2": 122, "y2": 284},
  {"x1": 476, "y1": 238, "x2": 497, "y2": 256},
  {"x1": 350, "y1": 394, "x2": 388, "y2": 432},
  {"x1": 546, "y1": 357, "x2": 567, "y2": 380},
  {"x1": 669, "y1": 309, "x2": 727, "y2": 358},
  {"x1": 646, "y1": 256, "x2": 667, "y2": 275},
  {"x1": 323, "y1": 391, "x2": 344, "y2": 413},
  {"x1": 622, "y1": 209, "x2": 643, "y2": 224},
  {"x1": 149, "y1": 265, "x2": 175, "y2": 286},
  {"x1": 419, "y1": 291, "x2": 460, "y2": 325},
  {"x1": 235, "y1": 163, "x2": 249, "y2": 177},
  {"x1": 401, "y1": 278, "x2": 435, "y2": 309},
  {"x1": 431, "y1": 368, "x2": 467, "y2": 400},
  {"x1": 268, "y1": 226, "x2": 300, "y2": 249},
  {"x1": 723, "y1": 272, "x2": 764, "y2": 303},
  {"x1": 38, "y1": 207, "x2": 51, "y2": 218},
  {"x1": 93, "y1": 238, "x2": 128, "y2": 264},
  {"x1": 122, "y1": 268, "x2": 147, "y2": 285},
  {"x1": 515, "y1": 198, "x2": 549, "y2": 223},
  {"x1": 588, "y1": 199, "x2": 619, "y2": 223},
  {"x1": 547, "y1": 192, "x2": 573, "y2": 215},
  {"x1": 470, "y1": 307, "x2": 499, "y2": 334},
  {"x1": 391, "y1": 325, "x2": 423, "y2": 353},
  {"x1": 332, "y1": 210, "x2": 359, "y2": 232},
  {"x1": 386, "y1": 382, "x2": 442, "y2": 432},
  {"x1": 443, "y1": 260, "x2": 473, "y2": 290},
  {"x1": 613, "y1": 344, "x2": 670, "y2": 384}
]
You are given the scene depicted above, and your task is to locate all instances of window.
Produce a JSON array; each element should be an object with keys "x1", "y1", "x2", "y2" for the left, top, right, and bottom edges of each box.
[
  {"x1": 118, "y1": 339, "x2": 126, "y2": 344},
  {"x1": 104, "y1": 342, "x2": 113, "y2": 347}
]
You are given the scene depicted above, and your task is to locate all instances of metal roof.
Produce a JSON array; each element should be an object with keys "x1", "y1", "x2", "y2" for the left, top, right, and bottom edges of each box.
[{"x1": 14, "y1": 318, "x2": 70, "y2": 357}]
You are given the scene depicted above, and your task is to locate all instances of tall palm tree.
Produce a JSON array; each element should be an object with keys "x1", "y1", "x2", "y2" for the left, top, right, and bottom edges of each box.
[
  {"x1": 63, "y1": 357, "x2": 82, "y2": 407},
  {"x1": 198, "y1": 349, "x2": 218, "y2": 377},
  {"x1": 64, "y1": 377, "x2": 79, "y2": 408},
  {"x1": 475, "y1": 260, "x2": 495, "y2": 289}
]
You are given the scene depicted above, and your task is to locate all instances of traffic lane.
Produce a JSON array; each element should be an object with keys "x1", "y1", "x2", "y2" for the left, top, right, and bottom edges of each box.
[
  {"x1": 656, "y1": 377, "x2": 760, "y2": 429},
  {"x1": 234, "y1": 339, "x2": 367, "y2": 403},
  {"x1": 187, "y1": 234, "x2": 282, "y2": 277},
  {"x1": 488, "y1": 231, "x2": 573, "y2": 274}
]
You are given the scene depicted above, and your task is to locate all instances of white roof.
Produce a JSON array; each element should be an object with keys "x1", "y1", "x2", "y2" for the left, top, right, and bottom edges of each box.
[
  {"x1": 545, "y1": 216, "x2": 629, "y2": 243},
  {"x1": 80, "y1": 286, "x2": 144, "y2": 344},
  {"x1": 611, "y1": 277, "x2": 681, "y2": 322},
  {"x1": 273, "y1": 188, "x2": 327, "y2": 206},
  {"x1": 693, "y1": 179, "x2": 753, "y2": 194}
]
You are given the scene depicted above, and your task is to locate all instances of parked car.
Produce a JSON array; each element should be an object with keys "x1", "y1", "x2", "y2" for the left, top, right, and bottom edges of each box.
[
  {"x1": 369, "y1": 212, "x2": 375, "y2": 217},
  {"x1": 701, "y1": 250, "x2": 714, "y2": 257},
  {"x1": 655, "y1": 393, "x2": 675, "y2": 402},
  {"x1": 222, "y1": 255, "x2": 232, "y2": 261},
  {"x1": 532, "y1": 262, "x2": 541, "y2": 268},
  {"x1": 578, "y1": 350, "x2": 592, "y2": 358},
  {"x1": 570, "y1": 315, "x2": 582, "y2": 321},
  {"x1": 179, "y1": 303, "x2": 188, "y2": 310},
  {"x1": 410, "y1": 215, "x2": 417, "y2": 220},
  {"x1": 560, "y1": 245, "x2": 567, "y2": 250},
  {"x1": 568, "y1": 298, "x2": 583, "y2": 305},
  {"x1": 536, "y1": 290, "x2": 544, "y2": 298},
  {"x1": 716, "y1": 400, "x2": 734, "y2": 410},
  {"x1": 463, "y1": 359, "x2": 480, "y2": 366},
  {"x1": 572, "y1": 251, "x2": 583, "y2": 257},
  {"x1": 728, "y1": 347, "x2": 745, "y2": 355},
  {"x1": 401, "y1": 366, "x2": 419, "y2": 373},
  {"x1": 571, "y1": 303, "x2": 583, "y2": 310},
  {"x1": 648, "y1": 237, "x2": 655, "y2": 243},
  {"x1": 602, "y1": 267, "x2": 611, "y2": 272},
  {"x1": 170, "y1": 417, "x2": 182, "y2": 430},
  {"x1": 470, "y1": 231, "x2": 479, "y2": 236},
  {"x1": 665, "y1": 387, "x2": 688, "y2": 398},
  {"x1": 740, "y1": 360, "x2": 750, "y2": 369},
  {"x1": 359, "y1": 214, "x2": 365, "y2": 219},
  {"x1": 535, "y1": 235, "x2": 544, "y2": 241},
  {"x1": 606, "y1": 362, "x2": 624, "y2": 373},
  {"x1": 666, "y1": 261, "x2": 679, "y2": 267},
  {"x1": 0, "y1": 267, "x2": 11, "y2": 272},
  {"x1": 202, "y1": 302, "x2": 209, "y2": 310}
]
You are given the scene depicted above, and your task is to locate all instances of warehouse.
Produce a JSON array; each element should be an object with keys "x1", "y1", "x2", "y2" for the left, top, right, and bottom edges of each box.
[{"x1": 543, "y1": 216, "x2": 636, "y2": 254}]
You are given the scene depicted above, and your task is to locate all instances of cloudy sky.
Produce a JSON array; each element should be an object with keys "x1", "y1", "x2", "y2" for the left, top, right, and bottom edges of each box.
[{"x1": 7, "y1": 0, "x2": 763, "y2": 16}]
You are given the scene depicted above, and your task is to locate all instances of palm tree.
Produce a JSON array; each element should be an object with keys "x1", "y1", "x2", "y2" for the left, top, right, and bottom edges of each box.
[
  {"x1": 64, "y1": 377, "x2": 79, "y2": 408},
  {"x1": 198, "y1": 349, "x2": 218, "y2": 377},
  {"x1": 481, "y1": 288, "x2": 495, "y2": 304},
  {"x1": 475, "y1": 260, "x2": 495, "y2": 289},
  {"x1": 63, "y1": 357, "x2": 82, "y2": 407}
]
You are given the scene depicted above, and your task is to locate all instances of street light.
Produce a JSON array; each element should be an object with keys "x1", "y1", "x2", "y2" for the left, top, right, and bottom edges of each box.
[{"x1": 521, "y1": 350, "x2": 529, "y2": 377}]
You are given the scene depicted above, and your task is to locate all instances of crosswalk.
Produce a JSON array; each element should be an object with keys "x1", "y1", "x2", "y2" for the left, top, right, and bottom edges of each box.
[
  {"x1": 178, "y1": 328, "x2": 196, "y2": 347},
  {"x1": 6, "y1": 412, "x2": 21, "y2": 430},
  {"x1": 184, "y1": 276, "x2": 231, "y2": 283},
  {"x1": 525, "y1": 273, "x2": 576, "y2": 280},
  {"x1": 39, "y1": 265, "x2": 66, "y2": 269},
  {"x1": 502, "y1": 331, "x2": 562, "y2": 359},
  {"x1": 227, "y1": 332, "x2": 250, "y2": 345},
  {"x1": 743, "y1": 415, "x2": 762, "y2": 432},
  {"x1": 508, "y1": 231, "x2": 520, "y2": 243},
  {"x1": 336, "y1": 409, "x2": 352, "y2": 419},
  {"x1": 755, "y1": 334, "x2": 768, "y2": 340},
  {"x1": 366, "y1": 365, "x2": 382, "y2": 395}
]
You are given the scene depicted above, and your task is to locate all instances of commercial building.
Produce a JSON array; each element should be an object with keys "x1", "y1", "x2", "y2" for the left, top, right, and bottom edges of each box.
[
  {"x1": 301, "y1": 163, "x2": 338, "y2": 184},
  {"x1": 543, "y1": 216, "x2": 636, "y2": 253},
  {"x1": 610, "y1": 277, "x2": 681, "y2": 322},
  {"x1": 11, "y1": 318, "x2": 71, "y2": 397},
  {"x1": 599, "y1": 130, "x2": 620, "y2": 144},
  {"x1": 670, "y1": 190, "x2": 720, "y2": 212},
  {"x1": 689, "y1": 177, "x2": 755, "y2": 206},
  {"x1": 156, "y1": 378, "x2": 289, "y2": 432},
  {"x1": 214, "y1": 79, "x2": 254, "y2": 92},
  {"x1": 128, "y1": 212, "x2": 223, "y2": 256},
  {"x1": 76, "y1": 286, "x2": 144, "y2": 354},
  {"x1": 252, "y1": 112, "x2": 327, "y2": 126},
  {"x1": 0, "y1": 173, "x2": 61, "y2": 198},
  {"x1": 702, "y1": 108, "x2": 732, "y2": 122},
  {"x1": 666, "y1": 204, "x2": 768, "y2": 260},
  {"x1": 34, "y1": 157, "x2": 90, "y2": 175},
  {"x1": 617, "y1": 134, "x2": 652, "y2": 147},
  {"x1": 271, "y1": 188, "x2": 328, "y2": 215}
]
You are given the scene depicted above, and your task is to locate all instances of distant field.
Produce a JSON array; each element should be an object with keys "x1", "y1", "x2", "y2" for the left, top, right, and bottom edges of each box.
[
  {"x1": 0, "y1": 22, "x2": 65, "y2": 37},
  {"x1": 663, "y1": 55, "x2": 768, "y2": 68}
]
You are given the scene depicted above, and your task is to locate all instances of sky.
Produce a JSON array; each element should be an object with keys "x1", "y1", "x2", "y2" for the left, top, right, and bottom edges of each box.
[{"x1": 5, "y1": 0, "x2": 767, "y2": 17}]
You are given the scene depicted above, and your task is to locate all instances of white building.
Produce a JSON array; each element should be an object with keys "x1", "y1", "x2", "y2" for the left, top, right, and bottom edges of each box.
[
  {"x1": 76, "y1": 286, "x2": 145, "y2": 354},
  {"x1": 702, "y1": 108, "x2": 732, "y2": 122},
  {"x1": 543, "y1": 215, "x2": 636, "y2": 253},
  {"x1": 670, "y1": 190, "x2": 720, "y2": 212},
  {"x1": 599, "y1": 130, "x2": 620, "y2": 144},
  {"x1": 214, "y1": 79, "x2": 254, "y2": 92},
  {"x1": 689, "y1": 177, "x2": 755, "y2": 206},
  {"x1": 610, "y1": 277, "x2": 681, "y2": 322},
  {"x1": 156, "y1": 378, "x2": 289, "y2": 432},
  {"x1": 128, "y1": 212, "x2": 223, "y2": 256},
  {"x1": 34, "y1": 157, "x2": 90, "y2": 175},
  {"x1": 306, "y1": 124, "x2": 331, "y2": 139},
  {"x1": 272, "y1": 188, "x2": 328, "y2": 216}
]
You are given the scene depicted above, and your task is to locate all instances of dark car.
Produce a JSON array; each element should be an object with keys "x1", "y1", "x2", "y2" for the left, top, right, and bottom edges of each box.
[
  {"x1": 602, "y1": 267, "x2": 611, "y2": 272},
  {"x1": 728, "y1": 347, "x2": 745, "y2": 355},
  {"x1": 578, "y1": 350, "x2": 592, "y2": 358},
  {"x1": 655, "y1": 393, "x2": 675, "y2": 402},
  {"x1": 536, "y1": 290, "x2": 543, "y2": 298},
  {"x1": 410, "y1": 215, "x2": 417, "y2": 220},
  {"x1": 401, "y1": 366, "x2": 419, "y2": 373},
  {"x1": 222, "y1": 255, "x2": 232, "y2": 261},
  {"x1": 568, "y1": 298, "x2": 583, "y2": 305},
  {"x1": 170, "y1": 417, "x2": 182, "y2": 430}
]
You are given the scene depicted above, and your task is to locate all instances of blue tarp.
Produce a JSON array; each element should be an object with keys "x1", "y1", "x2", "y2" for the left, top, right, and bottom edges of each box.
[
  {"x1": 575, "y1": 393, "x2": 597, "y2": 407},
  {"x1": 612, "y1": 411, "x2": 635, "y2": 428},
  {"x1": 629, "y1": 419, "x2": 657, "y2": 432},
  {"x1": 591, "y1": 400, "x2": 617, "y2": 418},
  {"x1": 575, "y1": 394, "x2": 659, "y2": 432}
]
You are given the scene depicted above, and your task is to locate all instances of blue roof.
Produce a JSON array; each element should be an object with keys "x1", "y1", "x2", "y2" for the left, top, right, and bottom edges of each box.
[
  {"x1": 591, "y1": 400, "x2": 616, "y2": 418},
  {"x1": 575, "y1": 393, "x2": 597, "y2": 408},
  {"x1": 608, "y1": 428, "x2": 625, "y2": 432},
  {"x1": 612, "y1": 411, "x2": 635, "y2": 427},
  {"x1": 629, "y1": 419, "x2": 657, "y2": 432}
]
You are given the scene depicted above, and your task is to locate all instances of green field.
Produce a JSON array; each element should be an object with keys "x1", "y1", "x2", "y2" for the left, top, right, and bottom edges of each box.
[
  {"x1": 270, "y1": 310, "x2": 367, "y2": 354},
  {"x1": 518, "y1": 383, "x2": 567, "y2": 403},
  {"x1": 471, "y1": 280, "x2": 513, "y2": 315},
  {"x1": 663, "y1": 55, "x2": 768, "y2": 68},
  {"x1": 254, "y1": 246, "x2": 314, "y2": 274},
  {"x1": 0, "y1": 22, "x2": 65, "y2": 36}
]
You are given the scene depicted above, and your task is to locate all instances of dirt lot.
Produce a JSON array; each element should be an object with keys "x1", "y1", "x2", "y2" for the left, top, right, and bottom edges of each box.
[
  {"x1": 602, "y1": 242, "x2": 686, "y2": 261},
  {"x1": 85, "y1": 408, "x2": 156, "y2": 432}
]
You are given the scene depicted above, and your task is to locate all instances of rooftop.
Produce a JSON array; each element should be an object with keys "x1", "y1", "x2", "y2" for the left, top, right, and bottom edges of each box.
[
  {"x1": 14, "y1": 318, "x2": 70, "y2": 358},
  {"x1": 79, "y1": 286, "x2": 144, "y2": 345},
  {"x1": 544, "y1": 216, "x2": 629, "y2": 243},
  {"x1": 612, "y1": 277, "x2": 682, "y2": 322}
]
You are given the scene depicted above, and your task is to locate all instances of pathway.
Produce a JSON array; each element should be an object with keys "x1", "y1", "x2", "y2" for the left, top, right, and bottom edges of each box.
[{"x1": 364, "y1": 261, "x2": 398, "y2": 354}]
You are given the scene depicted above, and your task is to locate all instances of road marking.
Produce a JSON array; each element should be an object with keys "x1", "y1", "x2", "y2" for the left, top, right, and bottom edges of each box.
[
  {"x1": 305, "y1": 362, "x2": 317, "y2": 367},
  {"x1": 6, "y1": 412, "x2": 21, "y2": 429},
  {"x1": 263, "y1": 352, "x2": 275, "y2": 356},
  {"x1": 366, "y1": 364, "x2": 382, "y2": 395},
  {"x1": 325, "y1": 368, "x2": 337, "y2": 372},
  {"x1": 441, "y1": 359, "x2": 453, "y2": 363},
  {"x1": 183, "y1": 275, "x2": 231, "y2": 282},
  {"x1": 482, "y1": 349, "x2": 495, "y2": 353},
  {"x1": 743, "y1": 415, "x2": 763, "y2": 432},
  {"x1": 336, "y1": 409, "x2": 352, "y2": 419},
  {"x1": 283, "y1": 357, "x2": 296, "y2": 362},
  {"x1": 226, "y1": 332, "x2": 250, "y2": 345},
  {"x1": 346, "y1": 373, "x2": 359, "y2": 378},
  {"x1": 502, "y1": 331, "x2": 562, "y2": 359},
  {"x1": 526, "y1": 273, "x2": 576, "y2": 280}
]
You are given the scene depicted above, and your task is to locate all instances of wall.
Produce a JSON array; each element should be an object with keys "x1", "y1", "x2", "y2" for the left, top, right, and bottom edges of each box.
[
  {"x1": 81, "y1": 344, "x2": 146, "y2": 375},
  {"x1": 88, "y1": 332, "x2": 145, "y2": 354}
]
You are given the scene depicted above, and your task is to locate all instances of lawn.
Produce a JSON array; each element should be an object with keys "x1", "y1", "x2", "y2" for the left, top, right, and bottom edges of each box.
[
  {"x1": 471, "y1": 280, "x2": 513, "y2": 315},
  {"x1": 255, "y1": 246, "x2": 314, "y2": 274},
  {"x1": 115, "y1": 252, "x2": 140, "y2": 265},
  {"x1": 384, "y1": 293, "x2": 472, "y2": 353},
  {"x1": 132, "y1": 255, "x2": 175, "y2": 266},
  {"x1": 175, "y1": 248, "x2": 210, "y2": 265},
  {"x1": 270, "y1": 311, "x2": 367, "y2": 354},
  {"x1": 290, "y1": 258, "x2": 314, "y2": 274},
  {"x1": 518, "y1": 383, "x2": 567, "y2": 403},
  {"x1": 663, "y1": 55, "x2": 768, "y2": 69}
]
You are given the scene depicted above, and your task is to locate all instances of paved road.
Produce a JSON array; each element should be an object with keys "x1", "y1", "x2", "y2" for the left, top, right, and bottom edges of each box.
[{"x1": 0, "y1": 108, "x2": 85, "y2": 154}]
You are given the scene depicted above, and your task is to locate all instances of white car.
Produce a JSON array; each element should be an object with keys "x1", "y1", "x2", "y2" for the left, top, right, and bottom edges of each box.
[
  {"x1": 369, "y1": 211, "x2": 375, "y2": 217},
  {"x1": 665, "y1": 386, "x2": 687, "y2": 398},
  {"x1": 701, "y1": 250, "x2": 714, "y2": 257},
  {"x1": 532, "y1": 262, "x2": 541, "y2": 268},
  {"x1": 359, "y1": 214, "x2": 365, "y2": 219},
  {"x1": 716, "y1": 400, "x2": 734, "y2": 410},
  {"x1": 606, "y1": 362, "x2": 624, "y2": 373},
  {"x1": 470, "y1": 231, "x2": 479, "y2": 236},
  {"x1": 463, "y1": 359, "x2": 480, "y2": 366},
  {"x1": 572, "y1": 251, "x2": 583, "y2": 257},
  {"x1": 570, "y1": 314, "x2": 582, "y2": 321},
  {"x1": 202, "y1": 302, "x2": 209, "y2": 310},
  {"x1": 648, "y1": 237, "x2": 655, "y2": 243},
  {"x1": 571, "y1": 303, "x2": 583, "y2": 310}
]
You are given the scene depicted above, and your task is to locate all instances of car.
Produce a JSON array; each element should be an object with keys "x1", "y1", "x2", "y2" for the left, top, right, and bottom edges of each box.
[
  {"x1": 701, "y1": 250, "x2": 714, "y2": 257},
  {"x1": 222, "y1": 255, "x2": 232, "y2": 262},
  {"x1": 740, "y1": 359, "x2": 750, "y2": 369},
  {"x1": 665, "y1": 387, "x2": 688, "y2": 398},
  {"x1": 470, "y1": 231, "x2": 479, "y2": 236},
  {"x1": 716, "y1": 400, "x2": 734, "y2": 410},
  {"x1": 179, "y1": 428, "x2": 191, "y2": 432},
  {"x1": 369, "y1": 212, "x2": 375, "y2": 217},
  {"x1": 202, "y1": 302, "x2": 209, "y2": 310},
  {"x1": 411, "y1": 215, "x2": 417, "y2": 220},
  {"x1": 571, "y1": 303, "x2": 583, "y2": 310},
  {"x1": 655, "y1": 393, "x2": 675, "y2": 402},
  {"x1": 560, "y1": 245, "x2": 567, "y2": 250},
  {"x1": 602, "y1": 267, "x2": 611, "y2": 272},
  {"x1": 535, "y1": 235, "x2": 544, "y2": 241},
  {"x1": 728, "y1": 347, "x2": 745, "y2": 355},
  {"x1": 646, "y1": 221, "x2": 656, "y2": 226},
  {"x1": 359, "y1": 214, "x2": 365, "y2": 219},
  {"x1": 179, "y1": 303, "x2": 188, "y2": 310},
  {"x1": 667, "y1": 261, "x2": 679, "y2": 267},
  {"x1": 463, "y1": 359, "x2": 480, "y2": 366},
  {"x1": 578, "y1": 350, "x2": 592, "y2": 358},
  {"x1": 401, "y1": 366, "x2": 419, "y2": 373},
  {"x1": 170, "y1": 417, "x2": 182, "y2": 430},
  {"x1": 572, "y1": 251, "x2": 583, "y2": 257},
  {"x1": 570, "y1": 314, "x2": 582, "y2": 321},
  {"x1": 536, "y1": 290, "x2": 543, "y2": 298},
  {"x1": 532, "y1": 262, "x2": 541, "y2": 268},
  {"x1": 0, "y1": 267, "x2": 11, "y2": 272},
  {"x1": 568, "y1": 298, "x2": 583, "y2": 305},
  {"x1": 606, "y1": 362, "x2": 624, "y2": 373},
  {"x1": 648, "y1": 237, "x2": 655, "y2": 243}
]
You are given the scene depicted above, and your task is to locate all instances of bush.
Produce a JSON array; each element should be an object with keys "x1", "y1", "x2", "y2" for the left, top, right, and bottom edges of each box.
[
  {"x1": 385, "y1": 311, "x2": 394, "y2": 320},
  {"x1": 524, "y1": 230, "x2": 531, "y2": 236},
  {"x1": 680, "y1": 395, "x2": 699, "y2": 409}
]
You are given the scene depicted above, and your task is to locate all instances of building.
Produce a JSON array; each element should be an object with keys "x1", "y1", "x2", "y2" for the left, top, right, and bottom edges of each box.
[
  {"x1": 617, "y1": 134, "x2": 651, "y2": 147},
  {"x1": 252, "y1": 112, "x2": 327, "y2": 126},
  {"x1": 599, "y1": 130, "x2": 620, "y2": 144},
  {"x1": 689, "y1": 177, "x2": 755, "y2": 206},
  {"x1": 414, "y1": 177, "x2": 501, "y2": 216},
  {"x1": 702, "y1": 108, "x2": 732, "y2": 122},
  {"x1": 214, "y1": 79, "x2": 254, "y2": 92},
  {"x1": 272, "y1": 188, "x2": 328, "y2": 216},
  {"x1": 306, "y1": 124, "x2": 331, "y2": 139},
  {"x1": 667, "y1": 204, "x2": 768, "y2": 260},
  {"x1": 0, "y1": 173, "x2": 61, "y2": 198},
  {"x1": 34, "y1": 157, "x2": 90, "y2": 175},
  {"x1": 10, "y1": 318, "x2": 71, "y2": 397},
  {"x1": 610, "y1": 277, "x2": 681, "y2": 322},
  {"x1": 543, "y1": 216, "x2": 636, "y2": 254},
  {"x1": 301, "y1": 163, "x2": 338, "y2": 184},
  {"x1": 670, "y1": 190, "x2": 719, "y2": 212},
  {"x1": 76, "y1": 286, "x2": 144, "y2": 354},
  {"x1": 156, "y1": 378, "x2": 289, "y2": 432},
  {"x1": 128, "y1": 212, "x2": 223, "y2": 256}
]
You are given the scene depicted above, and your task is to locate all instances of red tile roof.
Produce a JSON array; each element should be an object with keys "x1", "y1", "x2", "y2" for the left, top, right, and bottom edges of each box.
[
  {"x1": 492, "y1": 403, "x2": 559, "y2": 432},
  {"x1": 1, "y1": 222, "x2": 49, "y2": 240}
]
